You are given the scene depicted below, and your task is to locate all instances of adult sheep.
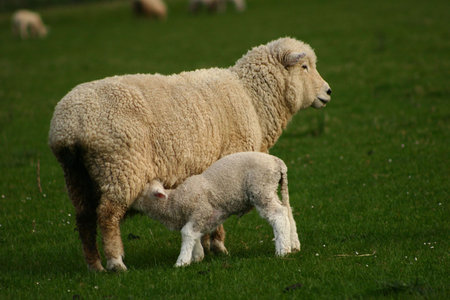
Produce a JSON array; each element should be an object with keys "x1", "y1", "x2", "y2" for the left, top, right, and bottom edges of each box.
[
  {"x1": 49, "y1": 37, "x2": 332, "y2": 271},
  {"x1": 189, "y1": 0, "x2": 246, "y2": 13},
  {"x1": 133, "y1": 0, "x2": 167, "y2": 19},
  {"x1": 12, "y1": 10, "x2": 48, "y2": 39}
]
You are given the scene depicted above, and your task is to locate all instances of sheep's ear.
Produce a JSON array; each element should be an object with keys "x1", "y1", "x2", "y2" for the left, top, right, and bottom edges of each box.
[{"x1": 282, "y1": 52, "x2": 306, "y2": 67}]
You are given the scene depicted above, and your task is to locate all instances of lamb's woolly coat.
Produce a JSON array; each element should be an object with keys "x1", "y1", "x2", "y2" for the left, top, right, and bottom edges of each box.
[
  {"x1": 134, "y1": 152, "x2": 290, "y2": 232},
  {"x1": 49, "y1": 37, "x2": 331, "y2": 271},
  {"x1": 133, "y1": 152, "x2": 300, "y2": 266}
]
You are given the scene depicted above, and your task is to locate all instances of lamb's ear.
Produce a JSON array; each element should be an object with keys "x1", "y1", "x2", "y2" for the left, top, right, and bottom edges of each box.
[
  {"x1": 149, "y1": 180, "x2": 168, "y2": 200},
  {"x1": 153, "y1": 191, "x2": 167, "y2": 200},
  {"x1": 282, "y1": 52, "x2": 306, "y2": 67},
  {"x1": 152, "y1": 188, "x2": 167, "y2": 200}
]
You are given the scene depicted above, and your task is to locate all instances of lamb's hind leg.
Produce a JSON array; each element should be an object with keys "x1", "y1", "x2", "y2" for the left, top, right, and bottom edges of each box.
[
  {"x1": 286, "y1": 205, "x2": 301, "y2": 252},
  {"x1": 255, "y1": 197, "x2": 291, "y2": 256}
]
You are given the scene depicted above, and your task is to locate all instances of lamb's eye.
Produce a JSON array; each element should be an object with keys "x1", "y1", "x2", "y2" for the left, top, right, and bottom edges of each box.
[{"x1": 302, "y1": 65, "x2": 308, "y2": 70}]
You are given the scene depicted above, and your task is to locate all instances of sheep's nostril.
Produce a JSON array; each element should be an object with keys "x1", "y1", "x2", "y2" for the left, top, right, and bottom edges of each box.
[{"x1": 327, "y1": 89, "x2": 332, "y2": 95}]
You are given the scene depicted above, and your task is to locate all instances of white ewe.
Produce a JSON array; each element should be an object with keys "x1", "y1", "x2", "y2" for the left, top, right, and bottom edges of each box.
[{"x1": 49, "y1": 37, "x2": 331, "y2": 271}]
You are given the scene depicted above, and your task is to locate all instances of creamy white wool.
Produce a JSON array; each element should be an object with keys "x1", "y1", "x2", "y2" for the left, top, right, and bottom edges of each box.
[
  {"x1": 12, "y1": 10, "x2": 47, "y2": 39},
  {"x1": 134, "y1": 0, "x2": 167, "y2": 19},
  {"x1": 133, "y1": 152, "x2": 300, "y2": 266},
  {"x1": 189, "y1": 0, "x2": 246, "y2": 13},
  {"x1": 49, "y1": 37, "x2": 330, "y2": 271}
]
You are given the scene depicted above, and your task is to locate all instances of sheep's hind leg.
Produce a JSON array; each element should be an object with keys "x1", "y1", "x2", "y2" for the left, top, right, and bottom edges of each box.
[
  {"x1": 59, "y1": 149, "x2": 104, "y2": 271},
  {"x1": 210, "y1": 225, "x2": 228, "y2": 255},
  {"x1": 176, "y1": 222, "x2": 202, "y2": 267},
  {"x1": 255, "y1": 198, "x2": 291, "y2": 256},
  {"x1": 98, "y1": 199, "x2": 128, "y2": 271}
]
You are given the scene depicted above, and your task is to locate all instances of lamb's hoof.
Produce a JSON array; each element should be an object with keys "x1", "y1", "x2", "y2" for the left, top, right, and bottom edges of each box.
[
  {"x1": 211, "y1": 240, "x2": 228, "y2": 255},
  {"x1": 291, "y1": 246, "x2": 301, "y2": 253},
  {"x1": 106, "y1": 258, "x2": 128, "y2": 272},
  {"x1": 276, "y1": 248, "x2": 290, "y2": 257},
  {"x1": 175, "y1": 260, "x2": 191, "y2": 267},
  {"x1": 291, "y1": 241, "x2": 301, "y2": 253},
  {"x1": 192, "y1": 252, "x2": 205, "y2": 263}
]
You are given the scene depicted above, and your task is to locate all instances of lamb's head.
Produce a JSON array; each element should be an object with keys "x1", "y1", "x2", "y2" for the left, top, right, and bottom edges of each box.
[
  {"x1": 269, "y1": 37, "x2": 332, "y2": 111},
  {"x1": 146, "y1": 180, "x2": 168, "y2": 201}
]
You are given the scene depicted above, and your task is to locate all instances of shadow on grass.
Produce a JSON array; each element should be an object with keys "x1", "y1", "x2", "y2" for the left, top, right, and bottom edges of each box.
[{"x1": 361, "y1": 280, "x2": 434, "y2": 298}]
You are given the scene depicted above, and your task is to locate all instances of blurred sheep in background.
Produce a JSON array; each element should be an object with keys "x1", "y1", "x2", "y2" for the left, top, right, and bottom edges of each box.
[
  {"x1": 12, "y1": 9, "x2": 48, "y2": 39},
  {"x1": 133, "y1": 0, "x2": 167, "y2": 19},
  {"x1": 189, "y1": 0, "x2": 246, "y2": 13}
]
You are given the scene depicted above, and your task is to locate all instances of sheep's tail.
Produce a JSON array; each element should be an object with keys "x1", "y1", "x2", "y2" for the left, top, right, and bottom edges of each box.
[{"x1": 279, "y1": 161, "x2": 289, "y2": 207}]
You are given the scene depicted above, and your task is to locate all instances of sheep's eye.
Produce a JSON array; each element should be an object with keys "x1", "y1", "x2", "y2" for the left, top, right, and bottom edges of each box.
[{"x1": 302, "y1": 65, "x2": 308, "y2": 70}]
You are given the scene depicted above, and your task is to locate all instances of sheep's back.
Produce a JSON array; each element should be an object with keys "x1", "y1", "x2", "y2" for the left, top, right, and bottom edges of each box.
[{"x1": 49, "y1": 69, "x2": 262, "y2": 188}]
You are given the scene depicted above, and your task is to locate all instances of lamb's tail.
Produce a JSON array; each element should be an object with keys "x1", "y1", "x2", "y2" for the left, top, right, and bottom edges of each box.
[{"x1": 279, "y1": 161, "x2": 289, "y2": 207}]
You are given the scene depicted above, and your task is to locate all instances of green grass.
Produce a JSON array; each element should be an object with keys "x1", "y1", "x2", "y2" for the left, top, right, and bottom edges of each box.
[{"x1": 0, "y1": 0, "x2": 449, "y2": 298}]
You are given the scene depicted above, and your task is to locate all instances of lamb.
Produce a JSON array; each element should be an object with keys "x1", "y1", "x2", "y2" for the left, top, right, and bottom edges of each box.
[
  {"x1": 12, "y1": 10, "x2": 48, "y2": 39},
  {"x1": 189, "y1": 0, "x2": 246, "y2": 13},
  {"x1": 133, "y1": 0, "x2": 167, "y2": 19},
  {"x1": 48, "y1": 37, "x2": 331, "y2": 271},
  {"x1": 132, "y1": 152, "x2": 300, "y2": 267}
]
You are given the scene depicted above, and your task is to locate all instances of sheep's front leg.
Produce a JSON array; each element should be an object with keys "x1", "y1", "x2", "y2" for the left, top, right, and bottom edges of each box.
[{"x1": 176, "y1": 222, "x2": 202, "y2": 267}]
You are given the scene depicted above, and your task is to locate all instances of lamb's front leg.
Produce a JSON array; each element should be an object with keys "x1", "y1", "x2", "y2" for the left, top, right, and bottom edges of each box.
[
  {"x1": 192, "y1": 238, "x2": 205, "y2": 263},
  {"x1": 176, "y1": 222, "x2": 202, "y2": 267}
]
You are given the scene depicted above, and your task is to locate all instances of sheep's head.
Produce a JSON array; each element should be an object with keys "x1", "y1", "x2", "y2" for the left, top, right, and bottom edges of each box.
[{"x1": 271, "y1": 38, "x2": 332, "y2": 111}]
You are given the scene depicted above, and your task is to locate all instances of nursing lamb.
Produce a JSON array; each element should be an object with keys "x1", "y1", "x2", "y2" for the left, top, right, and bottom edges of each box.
[
  {"x1": 49, "y1": 37, "x2": 331, "y2": 271},
  {"x1": 133, "y1": 152, "x2": 300, "y2": 267}
]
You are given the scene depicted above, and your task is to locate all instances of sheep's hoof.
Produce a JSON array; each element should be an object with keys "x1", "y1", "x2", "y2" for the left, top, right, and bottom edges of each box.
[
  {"x1": 211, "y1": 240, "x2": 229, "y2": 255},
  {"x1": 88, "y1": 261, "x2": 105, "y2": 272},
  {"x1": 106, "y1": 258, "x2": 128, "y2": 272}
]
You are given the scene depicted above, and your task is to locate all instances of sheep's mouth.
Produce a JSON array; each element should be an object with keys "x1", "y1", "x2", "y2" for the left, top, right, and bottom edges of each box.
[{"x1": 318, "y1": 97, "x2": 330, "y2": 104}]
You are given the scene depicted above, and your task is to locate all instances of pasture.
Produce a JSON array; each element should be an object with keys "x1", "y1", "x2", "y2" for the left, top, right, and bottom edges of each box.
[{"x1": 0, "y1": 0, "x2": 448, "y2": 298}]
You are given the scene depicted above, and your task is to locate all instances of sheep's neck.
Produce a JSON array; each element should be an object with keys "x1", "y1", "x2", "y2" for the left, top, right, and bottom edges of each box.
[{"x1": 230, "y1": 63, "x2": 292, "y2": 151}]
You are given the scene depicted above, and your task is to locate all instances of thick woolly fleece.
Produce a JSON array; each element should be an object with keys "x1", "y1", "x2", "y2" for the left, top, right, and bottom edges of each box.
[
  {"x1": 48, "y1": 37, "x2": 330, "y2": 271},
  {"x1": 133, "y1": 152, "x2": 300, "y2": 266}
]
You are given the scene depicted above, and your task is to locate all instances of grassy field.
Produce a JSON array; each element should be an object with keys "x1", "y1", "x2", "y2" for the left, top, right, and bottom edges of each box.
[{"x1": 0, "y1": 0, "x2": 449, "y2": 298}]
